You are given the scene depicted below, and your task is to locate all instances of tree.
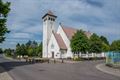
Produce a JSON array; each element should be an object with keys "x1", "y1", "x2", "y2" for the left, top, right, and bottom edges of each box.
[
  {"x1": 16, "y1": 43, "x2": 21, "y2": 55},
  {"x1": 27, "y1": 48, "x2": 34, "y2": 57},
  {"x1": 0, "y1": 0, "x2": 10, "y2": 43},
  {"x1": 0, "y1": 48, "x2": 3, "y2": 54},
  {"x1": 110, "y1": 40, "x2": 120, "y2": 52},
  {"x1": 20, "y1": 44, "x2": 27, "y2": 56},
  {"x1": 36, "y1": 42, "x2": 42, "y2": 57},
  {"x1": 100, "y1": 36, "x2": 110, "y2": 52},
  {"x1": 16, "y1": 43, "x2": 27, "y2": 56},
  {"x1": 102, "y1": 42, "x2": 110, "y2": 52},
  {"x1": 26, "y1": 40, "x2": 32, "y2": 47},
  {"x1": 15, "y1": 41, "x2": 42, "y2": 57},
  {"x1": 4, "y1": 48, "x2": 12, "y2": 56},
  {"x1": 100, "y1": 36, "x2": 109, "y2": 45},
  {"x1": 89, "y1": 33, "x2": 102, "y2": 54},
  {"x1": 70, "y1": 30, "x2": 89, "y2": 58},
  {"x1": 32, "y1": 40, "x2": 38, "y2": 47}
]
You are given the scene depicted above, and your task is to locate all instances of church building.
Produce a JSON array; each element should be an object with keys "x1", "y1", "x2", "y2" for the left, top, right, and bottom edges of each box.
[{"x1": 42, "y1": 11, "x2": 92, "y2": 59}]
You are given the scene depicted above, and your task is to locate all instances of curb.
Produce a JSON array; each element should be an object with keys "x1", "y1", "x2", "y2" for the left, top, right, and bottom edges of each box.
[
  {"x1": 0, "y1": 66, "x2": 13, "y2": 80},
  {"x1": 49, "y1": 59, "x2": 82, "y2": 64},
  {"x1": 96, "y1": 63, "x2": 120, "y2": 77}
]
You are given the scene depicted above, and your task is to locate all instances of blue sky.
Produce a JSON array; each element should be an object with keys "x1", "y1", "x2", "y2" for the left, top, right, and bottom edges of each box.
[{"x1": 0, "y1": 0, "x2": 120, "y2": 49}]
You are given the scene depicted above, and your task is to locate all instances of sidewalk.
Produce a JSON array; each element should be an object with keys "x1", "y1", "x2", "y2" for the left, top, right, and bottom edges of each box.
[
  {"x1": 96, "y1": 63, "x2": 120, "y2": 77},
  {"x1": 0, "y1": 66, "x2": 13, "y2": 80}
]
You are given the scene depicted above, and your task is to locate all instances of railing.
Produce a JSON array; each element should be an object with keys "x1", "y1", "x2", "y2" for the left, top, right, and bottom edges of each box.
[{"x1": 79, "y1": 53, "x2": 106, "y2": 58}]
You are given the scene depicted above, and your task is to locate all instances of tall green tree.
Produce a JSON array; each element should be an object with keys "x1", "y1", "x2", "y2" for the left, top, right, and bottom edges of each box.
[
  {"x1": 20, "y1": 44, "x2": 27, "y2": 56},
  {"x1": 102, "y1": 42, "x2": 110, "y2": 52},
  {"x1": 16, "y1": 43, "x2": 21, "y2": 55},
  {"x1": 4, "y1": 48, "x2": 12, "y2": 56},
  {"x1": 70, "y1": 30, "x2": 89, "y2": 57},
  {"x1": 100, "y1": 36, "x2": 109, "y2": 45},
  {"x1": 89, "y1": 33, "x2": 102, "y2": 54},
  {"x1": 26, "y1": 40, "x2": 32, "y2": 47},
  {"x1": 32, "y1": 40, "x2": 38, "y2": 47},
  {"x1": 0, "y1": 0, "x2": 10, "y2": 43},
  {"x1": 27, "y1": 48, "x2": 34, "y2": 57},
  {"x1": 36, "y1": 42, "x2": 42, "y2": 57},
  {"x1": 100, "y1": 36, "x2": 110, "y2": 52},
  {"x1": 110, "y1": 40, "x2": 120, "y2": 52}
]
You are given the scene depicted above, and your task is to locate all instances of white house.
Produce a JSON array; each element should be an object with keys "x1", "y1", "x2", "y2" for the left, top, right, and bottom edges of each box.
[{"x1": 42, "y1": 11, "x2": 105, "y2": 59}]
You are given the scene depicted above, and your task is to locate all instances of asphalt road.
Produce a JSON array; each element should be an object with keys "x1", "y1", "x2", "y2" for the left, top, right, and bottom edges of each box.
[{"x1": 0, "y1": 54, "x2": 120, "y2": 80}]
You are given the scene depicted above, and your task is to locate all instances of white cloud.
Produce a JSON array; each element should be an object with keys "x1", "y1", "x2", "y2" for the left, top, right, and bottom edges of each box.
[
  {"x1": 22, "y1": 24, "x2": 42, "y2": 35},
  {"x1": 11, "y1": 32, "x2": 33, "y2": 39}
]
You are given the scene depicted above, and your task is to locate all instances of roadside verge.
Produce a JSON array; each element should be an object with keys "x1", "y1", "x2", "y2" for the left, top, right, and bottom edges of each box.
[
  {"x1": 0, "y1": 66, "x2": 13, "y2": 80},
  {"x1": 96, "y1": 63, "x2": 120, "y2": 77}
]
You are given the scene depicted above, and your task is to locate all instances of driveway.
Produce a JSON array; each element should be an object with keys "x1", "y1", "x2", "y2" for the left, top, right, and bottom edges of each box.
[{"x1": 0, "y1": 54, "x2": 119, "y2": 80}]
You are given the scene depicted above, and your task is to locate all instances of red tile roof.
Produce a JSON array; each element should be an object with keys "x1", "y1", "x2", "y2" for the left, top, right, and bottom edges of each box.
[
  {"x1": 61, "y1": 25, "x2": 77, "y2": 39},
  {"x1": 53, "y1": 33, "x2": 67, "y2": 50},
  {"x1": 61, "y1": 24, "x2": 92, "y2": 39}
]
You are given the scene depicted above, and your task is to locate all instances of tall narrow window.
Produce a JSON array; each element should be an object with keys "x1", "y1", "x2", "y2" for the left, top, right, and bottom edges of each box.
[
  {"x1": 51, "y1": 44, "x2": 54, "y2": 49},
  {"x1": 49, "y1": 17, "x2": 50, "y2": 20}
]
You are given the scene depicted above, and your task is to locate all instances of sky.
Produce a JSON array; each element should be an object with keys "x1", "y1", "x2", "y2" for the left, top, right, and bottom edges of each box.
[{"x1": 0, "y1": 0, "x2": 120, "y2": 49}]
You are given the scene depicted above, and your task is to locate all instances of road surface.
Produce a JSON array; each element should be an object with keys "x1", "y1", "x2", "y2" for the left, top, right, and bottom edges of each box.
[{"x1": 0, "y1": 54, "x2": 120, "y2": 80}]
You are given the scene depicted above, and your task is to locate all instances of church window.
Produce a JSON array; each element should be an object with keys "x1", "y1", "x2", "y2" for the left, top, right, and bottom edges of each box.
[
  {"x1": 51, "y1": 44, "x2": 54, "y2": 49},
  {"x1": 49, "y1": 17, "x2": 51, "y2": 20},
  {"x1": 51, "y1": 18, "x2": 53, "y2": 21}
]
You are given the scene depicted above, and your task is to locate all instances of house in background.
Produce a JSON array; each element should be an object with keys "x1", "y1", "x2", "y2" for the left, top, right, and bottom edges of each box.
[{"x1": 42, "y1": 11, "x2": 105, "y2": 59}]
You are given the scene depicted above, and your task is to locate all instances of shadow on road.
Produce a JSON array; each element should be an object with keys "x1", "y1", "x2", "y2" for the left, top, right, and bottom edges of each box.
[{"x1": 0, "y1": 60, "x2": 34, "y2": 73}]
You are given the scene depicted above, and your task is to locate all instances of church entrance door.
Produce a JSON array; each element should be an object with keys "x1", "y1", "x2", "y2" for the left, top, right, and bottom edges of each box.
[{"x1": 52, "y1": 52, "x2": 54, "y2": 58}]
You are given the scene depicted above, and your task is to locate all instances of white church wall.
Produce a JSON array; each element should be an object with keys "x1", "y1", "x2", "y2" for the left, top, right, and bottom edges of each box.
[
  {"x1": 48, "y1": 34, "x2": 61, "y2": 58},
  {"x1": 57, "y1": 25, "x2": 73, "y2": 58}
]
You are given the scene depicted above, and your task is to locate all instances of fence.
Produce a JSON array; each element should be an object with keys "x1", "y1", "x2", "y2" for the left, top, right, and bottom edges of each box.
[{"x1": 74, "y1": 52, "x2": 106, "y2": 58}]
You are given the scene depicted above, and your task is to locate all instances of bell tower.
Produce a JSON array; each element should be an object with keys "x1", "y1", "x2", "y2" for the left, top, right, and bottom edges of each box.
[{"x1": 42, "y1": 11, "x2": 57, "y2": 58}]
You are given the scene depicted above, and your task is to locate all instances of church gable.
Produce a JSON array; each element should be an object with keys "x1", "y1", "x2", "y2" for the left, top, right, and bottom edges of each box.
[
  {"x1": 48, "y1": 33, "x2": 59, "y2": 50},
  {"x1": 53, "y1": 33, "x2": 67, "y2": 50},
  {"x1": 61, "y1": 25, "x2": 77, "y2": 40},
  {"x1": 48, "y1": 32, "x2": 67, "y2": 51}
]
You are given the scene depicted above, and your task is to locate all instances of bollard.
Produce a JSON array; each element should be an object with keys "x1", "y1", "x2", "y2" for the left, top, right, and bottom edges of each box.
[
  {"x1": 54, "y1": 59, "x2": 56, "y2": 63},
  {"x1": 48, "y1": 59, "x2": 49, "y2": 63},
  {"x1": 62, "y1": 59, "x2": 64, "y2": 63}
]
